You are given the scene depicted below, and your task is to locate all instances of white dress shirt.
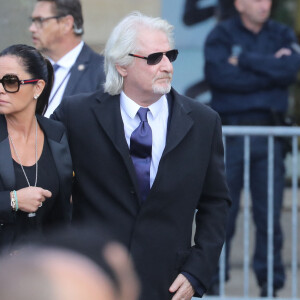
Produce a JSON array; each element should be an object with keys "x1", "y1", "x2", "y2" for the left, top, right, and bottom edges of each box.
[
  {"x1": 120, "y1": 91, "x2": 169, "y2": 187},
  {"x1": 45, "y1": 41, "x2": 84, "y2": 117}
]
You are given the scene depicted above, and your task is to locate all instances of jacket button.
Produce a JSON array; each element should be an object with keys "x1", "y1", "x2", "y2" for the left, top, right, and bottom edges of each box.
[{"x1": 130, "y1": 190, "x2": 136, "y2": 195}]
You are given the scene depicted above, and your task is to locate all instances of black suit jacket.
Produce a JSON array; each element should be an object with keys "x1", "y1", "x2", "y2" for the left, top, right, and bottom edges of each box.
[
  {"x1": 0, "y1": 115, "x2": 72, "y2": 250},
  {"x1": 62, "y1": 43, "x2": 105, "y2": 98},
  {"x1": 52, "y1": 88, "x2": 230, "y2": 300}
]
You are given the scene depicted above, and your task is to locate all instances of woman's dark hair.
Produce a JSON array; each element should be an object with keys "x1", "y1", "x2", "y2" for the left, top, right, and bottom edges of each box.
[{"x1": 0, "y1": 44, "x2": 54, "y2": 115}]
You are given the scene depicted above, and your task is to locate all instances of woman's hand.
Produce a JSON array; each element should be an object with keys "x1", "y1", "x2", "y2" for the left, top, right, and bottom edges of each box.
[{"x1": 15, "y1": 187, "x2": 52, "y2": 213}]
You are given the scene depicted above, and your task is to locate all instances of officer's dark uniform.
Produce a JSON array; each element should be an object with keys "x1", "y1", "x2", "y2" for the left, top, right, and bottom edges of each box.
[{"x1": 205, "y1": 15, "x2": 300, "y2": 294}]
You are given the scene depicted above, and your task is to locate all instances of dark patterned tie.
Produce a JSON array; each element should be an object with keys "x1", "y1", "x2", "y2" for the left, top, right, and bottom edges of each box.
[
  {"x1": 130, "y1": 107, "x2": 152, "y2": 202},
  {"x1": 53, "y1": 64, "x2": 60, "y2": 72}
]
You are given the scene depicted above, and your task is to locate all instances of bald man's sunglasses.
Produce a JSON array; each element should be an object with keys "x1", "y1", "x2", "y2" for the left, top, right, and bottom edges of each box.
[
  {"x1": 0, "y1": 75, "x2": 39, "y2": 93},
  {"x1": 128, "y1": 49, "x2": 179, "y2": 65}
]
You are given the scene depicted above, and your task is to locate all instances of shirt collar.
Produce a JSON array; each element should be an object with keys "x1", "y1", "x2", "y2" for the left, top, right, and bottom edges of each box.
[
  {"x1": 49, "y1": 41, "x2": 84, "y2": 69},
  {"x1": 120, "y1": 91, "x2": 168, "y2": 120}
]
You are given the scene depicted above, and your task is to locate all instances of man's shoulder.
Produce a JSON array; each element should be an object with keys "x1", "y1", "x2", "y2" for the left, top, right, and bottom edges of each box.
[
  {"x1": 79, "y1": 43, "x2": 104, "y2": 63},
  {"x1": 267, "y1": 19, "x2": 295, "y2": 35},
  {"x1": 218, "y1": 17, "x2": 236, "y2": 29},
  {"x1": 63, "y1": 89, "x2": 106, "y2": 108},
  {"x1": 171, "y1": 88, "x2": 219, "y2": 120},
  {"x1": 38, "y1": 115, "x2": 63, "y2": 128},
  {"x1": 263, "y1": 20, "x2": 297, "y2": 45},
  {"x1": 52, "y1": 89, "x2": 111, "y2": 122},
  {"x1": 206, "y1": 17, "x2": 236, "y2": 41},
  {"x1": 37, "y1": 115, "x2": 67, "y2": 140}
]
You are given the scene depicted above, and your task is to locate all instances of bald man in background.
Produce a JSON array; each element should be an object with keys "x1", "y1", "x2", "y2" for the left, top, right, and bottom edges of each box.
[{"x1": 205, "y1": 0, "x2": 300, "y2": 296}]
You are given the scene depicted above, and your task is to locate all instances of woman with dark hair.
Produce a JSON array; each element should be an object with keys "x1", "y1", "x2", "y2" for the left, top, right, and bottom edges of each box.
[{"x1": 0, "y1": 44, "x2": 72, "y2": 251}]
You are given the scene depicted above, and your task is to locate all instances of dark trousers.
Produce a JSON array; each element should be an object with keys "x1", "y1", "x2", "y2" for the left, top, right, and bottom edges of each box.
[{"x1": 212, "y1": 135, "x2": 286, "y2": 289}]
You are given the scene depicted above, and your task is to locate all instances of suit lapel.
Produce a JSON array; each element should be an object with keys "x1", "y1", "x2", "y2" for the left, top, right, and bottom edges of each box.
[
  {"x1": 91, "y1": 94, "x2": 141, "y2": 197},
  {"x1": 162, "y1": 89, "x2": 194, "y2": 158},
  {"x1": 146, "y1": 90, "x2": 193, "y2": 200},
  {"x1": 90, "y1": 90, "x2": 194, "y2": 203},
  {"x1": 0, "y1": 115, "x2": 15, "y2": 190},
  {"x1": 36, "y1": 116, "x2": 72, "y2": 200},
  {"x1": 63, "y1": 44, "x2": 90, "y2": 98}
]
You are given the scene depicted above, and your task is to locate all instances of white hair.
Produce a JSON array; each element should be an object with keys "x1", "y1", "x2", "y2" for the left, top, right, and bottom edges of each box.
[{"x1": 103, "y1": 11, "x2": 175, "y2": 95}]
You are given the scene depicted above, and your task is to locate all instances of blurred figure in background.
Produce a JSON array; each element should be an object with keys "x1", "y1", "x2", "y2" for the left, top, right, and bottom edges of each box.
[
  {"x1": 0, "y1": 247, "x2": 120, "y2": 300},
  {"x1": 0, "y1": 225, "x2": 140, "y2": 300},
  {"x1": 29, "y1": 0, "x2": 105, "y2": 117},
  {"x1": 205, "y1": 0, "x2": 300, "y2": 296},
  {"x1": 24, "y1": 225, "x2": 141, "y2": 300}
]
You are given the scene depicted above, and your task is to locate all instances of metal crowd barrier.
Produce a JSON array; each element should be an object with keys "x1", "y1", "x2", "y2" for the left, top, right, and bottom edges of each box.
[{"x1": 199, "y1": 126, "x2": 300, "y2": 300}]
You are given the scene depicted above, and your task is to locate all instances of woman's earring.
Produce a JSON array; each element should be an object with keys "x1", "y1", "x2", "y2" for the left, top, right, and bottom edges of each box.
[{"x1": 34, "y1": 95, "x2": 39, "y2": 100}]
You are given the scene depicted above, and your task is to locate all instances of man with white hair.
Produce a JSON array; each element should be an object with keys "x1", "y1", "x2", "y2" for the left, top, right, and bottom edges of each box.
[{"x1": 53, "y1": 11, "x2": 230, "y2": 300}]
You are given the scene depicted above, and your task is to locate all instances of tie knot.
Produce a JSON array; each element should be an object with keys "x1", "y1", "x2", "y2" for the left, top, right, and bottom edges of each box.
[
  {"x1": 53, "y1": 64, "x2": 60, "y2": 72},
  {"x1": 137, "y1": 107, "x2": 149, "y2": 122}
]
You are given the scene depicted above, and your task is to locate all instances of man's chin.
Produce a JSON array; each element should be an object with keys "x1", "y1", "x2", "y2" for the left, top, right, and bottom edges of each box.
[
  {"x1": 32, "y1": 44, "x2": 42, "y2": 52},
  {"x1": 31, "y1": 41, "x2": 45, "y2": 52},
  {"x1": 152, "y1": 83, "x2": 171, "y2": 95},
  {"x1": 37, "y1": 46, "x2": 48, "y2": 54}
]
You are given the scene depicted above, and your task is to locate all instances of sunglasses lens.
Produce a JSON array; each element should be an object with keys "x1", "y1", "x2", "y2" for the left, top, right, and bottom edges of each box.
[
  {"x1": 147, "y1": 50, "x2": 178, "y2": 65},
  {"x1": 166, "y1": 50, "x2": 178, "y2": 62},
  {"x1": 2, "y1": 75, "x2": 19, "y2": 93},
  {"x1": 147, "y1": 53, "x2": 163, "y2": 65}
]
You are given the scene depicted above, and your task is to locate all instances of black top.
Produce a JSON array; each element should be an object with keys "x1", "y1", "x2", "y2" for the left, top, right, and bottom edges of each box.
[{"x1": 12, "y1": 137, "x2": 59, "y2": 244}]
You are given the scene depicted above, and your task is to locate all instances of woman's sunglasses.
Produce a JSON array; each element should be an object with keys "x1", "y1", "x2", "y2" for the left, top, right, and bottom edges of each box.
[
  {"x1": 0, "y1": 74, "x2": 40, "y2": 93},
  {"x1": 128, "y1": 49, "x2": 179, "y2": 65}
]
